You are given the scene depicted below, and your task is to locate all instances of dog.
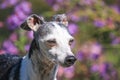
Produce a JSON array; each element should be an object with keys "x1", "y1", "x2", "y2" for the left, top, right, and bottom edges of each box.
[{"x1": 0, "y1": 14, "x2": 76, "y2": 80}]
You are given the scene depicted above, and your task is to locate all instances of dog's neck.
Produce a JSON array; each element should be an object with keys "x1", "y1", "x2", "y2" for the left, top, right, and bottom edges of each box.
[{"x1": 20, "y1": 39, "x2": 58, "y2": 80}]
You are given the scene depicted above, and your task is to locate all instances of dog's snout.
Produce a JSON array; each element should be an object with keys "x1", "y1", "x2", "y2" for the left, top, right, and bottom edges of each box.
[{"x1": 65, "y1": 56, "x2": 76, "y2": 66}]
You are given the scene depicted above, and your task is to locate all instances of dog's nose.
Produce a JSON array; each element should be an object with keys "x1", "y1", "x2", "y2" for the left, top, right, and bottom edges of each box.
[{"x1": 65, "y1": 56, "x2": 76, "y2": 66}]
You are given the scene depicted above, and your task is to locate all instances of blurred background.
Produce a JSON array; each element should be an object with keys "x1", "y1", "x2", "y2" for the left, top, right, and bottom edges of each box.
[{"x1": 0, "y1": 0, "x2": 120, "y2": 80}]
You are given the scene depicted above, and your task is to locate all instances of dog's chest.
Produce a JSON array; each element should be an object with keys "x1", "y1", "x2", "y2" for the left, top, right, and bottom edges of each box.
[
  {"x1": 19, "y1": 56, "x2": 57, "y2": 80},
  {"x1": 29, "y1": 63, "x2": 56, "y2": 80}
]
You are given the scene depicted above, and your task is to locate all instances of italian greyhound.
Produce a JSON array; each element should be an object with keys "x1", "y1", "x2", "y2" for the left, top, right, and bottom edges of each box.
[{"x1": 0, "y1": 14, "x2": 76, "y2": 80}]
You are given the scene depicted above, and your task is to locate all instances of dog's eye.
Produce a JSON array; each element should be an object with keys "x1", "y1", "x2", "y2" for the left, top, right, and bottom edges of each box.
[
  {"x1": 69, "y1": 39, "x2": 74, "y2": 46},
  {"x1": 46, "y1": 39, "x2": 56, "y2": 44},
  {"x1": 46, "y1": 39, "x2": 57, "y2": 47}
]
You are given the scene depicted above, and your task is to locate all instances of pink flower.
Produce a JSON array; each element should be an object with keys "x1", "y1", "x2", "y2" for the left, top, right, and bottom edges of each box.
[
  {"x1": 57, "y1": 66, "x2": 64, "y2": 77},
  {"x1": 64, "y1": 66, "x2": 75, "y2": 79},
  {"x1": 9, "y1": 33, "x2": 18, "y2": 42},
  {"x1": 53, "y1": 4, "x2": 60, "y2": 11},
  {"x1": 90, "y1": 43, "x2": 102, "y2": 55},
  {"x1": 0, "y1": 21, "x2": 4, "y2": 28},
  {"x1": 0, "y1": 50, "x2": 6, "y2": 55},
  {"x1": 57, "y1": 66, "x2": 75, "y2": 79}
]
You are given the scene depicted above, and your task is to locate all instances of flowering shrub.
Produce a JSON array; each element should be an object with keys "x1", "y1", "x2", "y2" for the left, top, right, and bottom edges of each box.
[{"x1": 0, "y1": 0, "x2": 120, "y2": 80}]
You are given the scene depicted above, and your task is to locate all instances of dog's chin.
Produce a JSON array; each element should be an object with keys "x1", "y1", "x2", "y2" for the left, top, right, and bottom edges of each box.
[
  {"x1": 50, "y1": 58, "x2": 74, "y2": 67},
  {"x1": 48, "y1": 58, "x2": 75, "y2": 67},
  {"x1": 59, "y1": 62, "x2": 73, "y2": 67}
]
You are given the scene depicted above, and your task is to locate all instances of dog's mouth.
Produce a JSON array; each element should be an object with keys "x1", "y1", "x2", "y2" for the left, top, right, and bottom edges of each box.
[
  {"x1": 59, "y1": 60, "x2": 76, "y2": 67},
  {"x1": 58, "y1": 62, "x2": 75, "y2": 67}
]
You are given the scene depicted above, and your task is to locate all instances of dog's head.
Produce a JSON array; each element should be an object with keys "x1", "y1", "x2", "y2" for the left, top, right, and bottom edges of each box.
[{"x1": 20, "y1": 14, "x2": 76, "y2": 67}]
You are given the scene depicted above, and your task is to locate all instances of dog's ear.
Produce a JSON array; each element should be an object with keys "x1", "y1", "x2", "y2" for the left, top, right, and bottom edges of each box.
[
  {"x1": 20, "y1": 14, "x2": 45, "y2": 31},
  {"x1": 52, "y1": 14, "x2": 68, "y2": 27}
]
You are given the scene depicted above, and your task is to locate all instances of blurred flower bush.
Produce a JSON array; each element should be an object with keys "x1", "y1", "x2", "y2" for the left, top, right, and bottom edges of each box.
[{"x1": 0, "y1": 0, "x2": 120, "y2": 80}]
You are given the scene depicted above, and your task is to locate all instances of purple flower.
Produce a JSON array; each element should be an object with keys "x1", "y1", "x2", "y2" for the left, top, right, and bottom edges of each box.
[
  {"x1": 19, "y1": 1, "x2": 31, "y2": 14},
  {"x1": 7, "y1": 15, "x2": 21, "y2": 30},
  {"x1": 90, "y1": 43, "x2": 102, "y2": 60},
  {"x1": 76, "y1": 51, "x2": 84, "y2": 61},
  {"x1": 14, "y1": 1, "x2": 31, "y2": 20},
  {"x1": 0, "y1": 0, "x2": 19, "y2": 9},
  {"x1": 109, "y1": 33, "x2": 116, "y2": 39},
  {"x1": 6, "y1": 1, "x2": 32, "y2": 30},
  {"x1": 111, "y1": 5, "x2": 120, "y2": 14},
  {"x1": 68, "y1": 23, "x2": 78, "y2": 35},
  {"x1": 91, "y1": 54, "x2": 100, "y2": 60},
  {"x1": 94, "y1": 19, "x2": 106, "y2": 27},
  {"x1": 0, "y1": 1, "x2": 8, "y2": 9},
  {"x1": 81, "y1": 0, "x2": 94, "y2": 5},
  {"x1": 70, "y1": 14, "x2": 80, "y2": 22},
  {"x1": 9, "y1": 0, "x2": 19, "y2": 6},
  {"x1": 56, "y1": 0, "x2": 64, "y2": 3},
  {"x1": 99, "y1": 63, "x2": 117, "y2": 80},
  {"x1": 99, "y1": 63, "x2": 112, "y2": 75},
  {"x1": 15, "y1": 11, "x2": 27, "y2": 20},
  {"x1": 3, "y1": 40, "x2": 18, "y2": 54},
  {"x1": 105, "y1": 63, "x2": 118, "y2": 80},
  {"x1": 45, "y1": 0, "x2": 55, "y2": 6},
  {"x1": 15, "y1": 5, "x2": 28, "y2": 19},
  {"x1": 91, "y1": 64, "x2": 99, "y2": 72},
  {"x1": 112, "y1": 37, "x2": 120, "y2": 45},
  {"x1": 91, "y1": 62, "x2": 118, "y2": 80}
]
